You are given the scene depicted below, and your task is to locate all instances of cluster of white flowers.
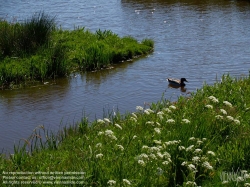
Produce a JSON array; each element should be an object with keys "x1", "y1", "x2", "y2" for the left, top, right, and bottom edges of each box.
[
  {"x1": 105, "y1": 129, "x2": 117, "y2": 140},
  {"x1": 169, "y1": 105, "x2": 177, "y2": 110},
  {"x1": 96, "y1": 153, "x2": 103, "y2": 158},
  {"x1": 208, "y1": 96, "x2": 219, "y2": 103},
  {"x1": 107, "y1": 180, "x2": 116, "y2": 186},
  {"x1": 165, "y1": 140, "x2": 181, "y2": 146},
  {"x1": 182, "y1": 119, "x2": 191, "y2": 124},
  {"x1": 97, "y1": 119, "x2": 105, "y2": 124},
  {"x1": 220, "y1": 109, "x2": 227, "y2": 115},
  {"x1": 188, "y1": 164, "x2": 197, "y2": 173},
  {"x1": 223, "y1": 101, "x2": 233, "y2": 107},
  {"x1": 205, "y1": 104, "x2": 213, "y2": 109},
  {"x1": 186, "y1": 181, "x2": 197, "y2": 186},
  {"x1": 95, "y1": 143, "x2": 102, "y2": 148},
  {"x1": 186, "y1": 145, "x2": 194, "y2": 152},
  {"x1": 202, "y1": 161, "x2": 213, "y2": 170},
  {"x1": 178, "y1": 146, "x2": 186, "y2": 151},
  {"x1": 207, "y1": 151, "x2": 216, "y2": 156},
  {"x1": 131, "y1": 112, "x2": 137, "y2": 118},
  {"x1": 130, "y1": 117, "x2": 137, "y2": 122},
  {"x1": 116, "y1": 144, "x2": 124, "y2": 151},
  {"x1": 166, "y1": 119, "x2": 175, "y2": 124},
  {"x1": 138, "y1": 159, "x2": 146, "y2": 166},
  {"x1": 123, "y1": 179, "x2": 131, "y2": 185},
  {"x1": 114, "y1": 123, "x2": 122, "y2": 130},
  {"x1": 153, "y1": 140, "x2": 162, "y2": 144},
  {"x1": 144, "y1": 108, "x2": 154, "y2": 115},
  {"x1": 163, "y1": 108, "x2": 172, "y2": 113},
  {"x1": 104, "y1": 118, "x2": 111, "y2": 123},
  {"x1": 215, "y1": 115, "x2": 223, "y2": 120},
  {"x1": 146, "y1": 121, "x2": 154, "y2": 126},
  {"x1": 193, "y1": 148, "x2": 202, "y2": 154},
  {"x1": 136, "y1": 106, "x2": 143, "y2": 111},
  {"x1": 154, "y1": 128, "x2": 161, "y2": 134}
]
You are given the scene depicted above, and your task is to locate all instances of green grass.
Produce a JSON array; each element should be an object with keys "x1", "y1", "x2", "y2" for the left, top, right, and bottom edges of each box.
[
  {"x1": 0, "y1": 13, "x2": 154, "y2": 89},
  {"x1": 1, "y1": 74, "x2": 250, "y2": 186}
]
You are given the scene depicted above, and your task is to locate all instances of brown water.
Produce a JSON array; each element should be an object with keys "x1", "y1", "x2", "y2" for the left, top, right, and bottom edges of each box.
[{"x1": 1, "y1": 0, "x2": 250, "y2": 153}]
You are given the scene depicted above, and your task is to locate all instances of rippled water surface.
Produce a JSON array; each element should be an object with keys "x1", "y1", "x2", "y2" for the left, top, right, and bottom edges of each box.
[{"x1": 1, "y1": 0, "x2": 250, "y2": 153}]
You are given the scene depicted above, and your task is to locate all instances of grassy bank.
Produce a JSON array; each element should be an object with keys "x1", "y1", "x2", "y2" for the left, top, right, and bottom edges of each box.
[
  {"x1": 0, "y1": 12, "x2": 154, "y2": 88},
  {"x1": 1, "y1": 74, "x2": 250, "y2": 186}
]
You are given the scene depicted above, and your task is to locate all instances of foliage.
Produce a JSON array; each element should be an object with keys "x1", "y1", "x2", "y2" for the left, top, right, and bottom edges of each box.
[{"x1": 1, "y1": 74, "x2": 250, "y2": 186}]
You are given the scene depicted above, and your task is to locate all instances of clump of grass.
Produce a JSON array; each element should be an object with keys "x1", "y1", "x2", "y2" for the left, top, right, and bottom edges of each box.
[
  {"x1": 0, "y1": 11, "x2": 55, "y2": 58},
  {"x1": 1, "y1": 74, "x2": 250, "y2": 186},
  {"x1": 0, "y1": 16, "x2": 154, "y2": 88}
]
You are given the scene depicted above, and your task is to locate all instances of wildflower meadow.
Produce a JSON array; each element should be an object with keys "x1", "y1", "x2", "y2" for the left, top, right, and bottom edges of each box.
[{"x1": 1, "y1": 74, "x2": 250, "y2": 186}]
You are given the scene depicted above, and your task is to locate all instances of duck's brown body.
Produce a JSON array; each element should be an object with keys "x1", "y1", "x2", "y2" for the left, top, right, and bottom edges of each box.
[{"x1": 167, "y1": 78, "x2": 188, "y2": 86}]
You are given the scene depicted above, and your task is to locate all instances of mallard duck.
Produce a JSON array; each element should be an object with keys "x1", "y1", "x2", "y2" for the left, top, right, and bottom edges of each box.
[{"x1": 167, "y1": 78, "x2": 188, "y2": 86}]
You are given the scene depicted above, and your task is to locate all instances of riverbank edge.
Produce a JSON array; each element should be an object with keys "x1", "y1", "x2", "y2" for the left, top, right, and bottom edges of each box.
[{"x1": 1, "y1": 74, "x2": 250, "y2": 186}]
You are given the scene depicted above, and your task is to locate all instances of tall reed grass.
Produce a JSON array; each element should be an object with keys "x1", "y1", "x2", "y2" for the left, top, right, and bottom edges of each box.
[{"x1": 1, "y1": 74, "x2": 250, "y2": 186}]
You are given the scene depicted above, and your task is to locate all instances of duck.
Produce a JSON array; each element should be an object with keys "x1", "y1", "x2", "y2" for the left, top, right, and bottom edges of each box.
[{"x1": 167, "y1": 78, "x2": 188, "y2": 86}]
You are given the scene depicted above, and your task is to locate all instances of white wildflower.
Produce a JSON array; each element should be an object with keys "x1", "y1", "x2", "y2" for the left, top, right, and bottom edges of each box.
[
  {"x1": 157, "y1": 152, "x2": 164, "y2": 159},
  {"x1": 95, "y1": 143, "x2": 102, "y2": 148},
  {"x1": 189, "y1": 137, "x2": 196, "y2": 141},
  {"x1": 131, "y1": 112, "x2": 137, "y2": 118},
  {"x1": 162, "y1": 161, "x2": 170, "y2": 165},
  {"x1": 163, "y1": 151, "x2": 171, "y2": 159},
  {"x1": 116, "y1": 144, "x2": 124, "y2": 151},
  {"x1": 163, "y1": 108, "x2": 172, "y2": 113},
  {"x1": 223, "y1": 101, "x2": 233, "y2": 107},
  {"x1": 130, "y1": 117, "x2": 137, "y2": 122},
  {"x1": 146, "y1": 121, "x2": 154, "y2": 125},
  {"x1": 182, "y1": 119, "x2": 190, "y2": 124},
  {"x1": 144, "y1": 110, "x2": 150, "y2": 115},
  {"x1": 202, "y1": 138, "x2": 207, "y2": 141},
  {"x1": 207, "y1": 151, "x2": 216, "y2": 156},
  {"x1": 154, "y1": 140, "x2": 162, "y2": 144},
  {"x1": 132, "y1": 135, "x2": 137, "y2": 139},
  {"x1": 215, "y1": 115, "x2": 223, "y2": 120},
  {"x1": 226, "y1": 116, "x2": 234, "y2": 121},
  {"x1": 96, "y1": 153, "x2": 103, "y2": 158},
  {"x1": 205, "y1": 105, "x2": 213, "y2": 109},
  {"x1": 192, "y1": 156, "x2": 200, "y2": 163},
  {"x1": 169, "y1": 105, "x2": 176, "y2": 110},
  {"x1": 178, "y1": 146, "x2": 186, "y2": 151},
  {"x1": 144, "y1": 108, "x2": 154, "y2": 114},
  {"x1": 123, "y1": 179, "x2": 131, "y2": 185},
  {"x1": 181, "y1": 161, "x2": 187, "y2": 166},
  {"x1": 107, "y1": 180, "x2": 116, "y2": 186},
  {"x1": 186, "y1": 181, "x2": 197, "y2": 186},
  {"x1": 234, "y1": 119, "x2": 240, "y2": 125},
  {"x1": 154, "y1": 128, "x2": 161, "y2": 134},
  {"x1": 166, "y1": 119, "x2": 175, "y2": 124},
  {"x1": 193, "y1": 149, "x2": 202, "y2": 154},
  {"x1": 188, "y1": 164, "x2": 197, "y2": 172},
  {"x1": 149, "y1": 146, "x2": 160, "y2": 152},
  {"x1": 142, "y1": 145, "x2": 149, "y2": 150},
  {"x1": 98, "y1": 131, "x2": 104, "y2": 136},
  {"x1": 149, "y1": 153, "x2": 157, "y2": 159},
  {"x1": 114, "y1": 123, "x2": 122, "y2": 130},
  {"x1": 139, "y1": 153, "x2": 149, "y2": 160},
  {"x1": 156, "y1": 122, "x2": 161, "y2": 126},
  {"x1": 104, "y1": 118, "x2": 111, "y2": 123},
  {"x1": 202, "y1": 161, "x2": 213, "y2": 170},
  {"x1": 208, "y1": 96, "x2": 219, "y2": 103},
  {"x1": 157, "y1": 111, "x2": 164, "y2": 116},
  {"x1": 220, "y1": 109, "x2": 227, "y2": 115},
  {"x1": 222, "y1": 181, "x2": 229, "y2": 184},
  {"x1": 138, "y1": 159, "x2": 146, "y2": 166},
  {"x1": 197, "y1": 140, "x2": 203, "y2": 145},
  {"x1": 165, "y1": 140, "x2": 180, "y2": 146},
  {"x1": 136, "y1": 106, "x2": 143, "y2": 111},
  {"x1": 105, "y1": 130, "x2": 117, "y2": 140},
  {"x1": 97, "y1": 119, "x2": 105, "y2": 124},
  {"x1": 244, "y1": 183, "x2": 250, "y2": 187},
  {"x1": 186, "y1": 145, "x2": 194, "y2": 152}
]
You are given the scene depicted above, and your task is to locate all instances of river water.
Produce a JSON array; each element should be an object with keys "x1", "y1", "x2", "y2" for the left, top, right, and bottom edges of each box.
[{"x1": 1, "y1": 0, "x2": 250, "y2": 153}]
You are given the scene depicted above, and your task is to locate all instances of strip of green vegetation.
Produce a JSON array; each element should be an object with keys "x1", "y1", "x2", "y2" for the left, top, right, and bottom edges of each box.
[
  {"x1": 1, "y1": 74, "x2": 250, "y2": 186},
  {"x1": 0, "y1": 12, "x2": 154, "y2": 88}
]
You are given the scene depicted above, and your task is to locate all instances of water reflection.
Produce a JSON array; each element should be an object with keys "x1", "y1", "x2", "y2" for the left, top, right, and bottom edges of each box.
[{"x1": 168, "y1": 84, "x2": 187, "y2": 92}]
